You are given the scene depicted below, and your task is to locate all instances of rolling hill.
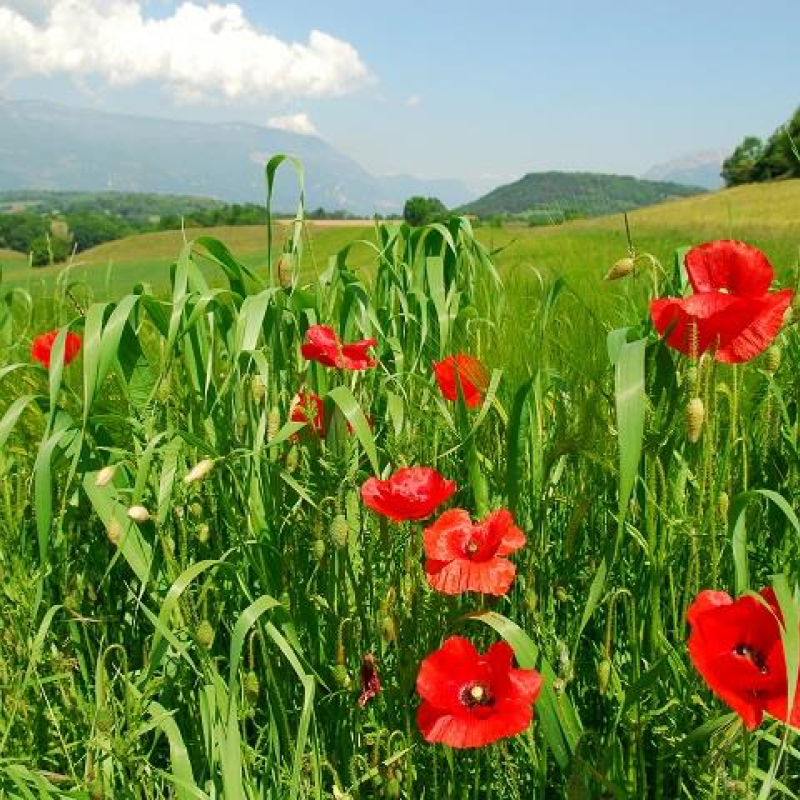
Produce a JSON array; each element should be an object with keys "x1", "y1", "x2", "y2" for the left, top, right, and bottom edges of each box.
[{"x1": 460, "y1": 171, "x2": 704, "y2": 217}]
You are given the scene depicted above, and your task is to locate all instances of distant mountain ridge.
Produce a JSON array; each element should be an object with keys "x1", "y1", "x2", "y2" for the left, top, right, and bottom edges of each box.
[
  {"x1": 0, "y1": 98, "x2": 472, "y2": 214},
  {"x1": 460, "y1": 171, "x2": 705, "y2": 217},
  {"x1": 642, "y1": 150, "x2": 727, "y2": 190}
]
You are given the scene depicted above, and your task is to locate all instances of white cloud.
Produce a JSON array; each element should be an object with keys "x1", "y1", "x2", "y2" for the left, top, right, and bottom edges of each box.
[
  {"x1": 0, "y1": 1, "x2": 373, "y2": 102},
  {"x1": 267, "y1": 112, "x2": 318, "y2": 136},
  {"x1": 405, "y1": 93, "x2": 421, "y2": 108}
]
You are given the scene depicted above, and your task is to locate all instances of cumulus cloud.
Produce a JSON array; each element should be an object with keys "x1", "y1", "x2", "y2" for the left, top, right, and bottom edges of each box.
[
  {"x1": 405, "y1": 93, "x2": 421, "y2": 108},
  {"x1": 267, "y1": 112, "x2": 318, "y2": 136},
  {"x1": 0, "y1": 1, "x2": 373, "y2": 101}
]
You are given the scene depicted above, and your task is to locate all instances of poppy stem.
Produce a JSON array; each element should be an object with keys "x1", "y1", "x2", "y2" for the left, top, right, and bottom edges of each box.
[{"x1": 740, "y1": 724, "x2": 751, "y2": 789}]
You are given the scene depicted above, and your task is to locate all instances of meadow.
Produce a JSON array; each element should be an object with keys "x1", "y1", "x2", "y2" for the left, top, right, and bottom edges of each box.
[{"x1": 1, "y1": 166, "x2": 800, "y2": 799}]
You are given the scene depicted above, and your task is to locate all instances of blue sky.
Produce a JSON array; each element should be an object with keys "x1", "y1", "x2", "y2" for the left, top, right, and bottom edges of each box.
[{"x1": 1, "y1": 1, "x2": 798, "y2": 192}]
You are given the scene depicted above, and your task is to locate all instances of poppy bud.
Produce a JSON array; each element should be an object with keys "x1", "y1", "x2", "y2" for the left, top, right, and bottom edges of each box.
[
  {"x1": 184, "y1": 458, "x2": 214, "y2": 485},
  {"x1": 554, "y1": 584, "x2": 569, "y2": 603},
  {"x1": 597, "y1": 658, "x2": 612, "y2": 696},
  {"x1": 331, "y1": 664, "x2": 352, "y2": 689},
  {"x1": 196, "y1": 620, "x2": 215, "y2": 650},
  {"x1": 267, "y1": 407, "x2": 281, "y2": 441},
  {"x1": 286, "y1": 445, "x2": 299, "y2": 473},
  {"x1": 251, "y1": 374, "x2": 266, "y2": 403},
  {"x1": 385, "y1": 777, "x2": 401, "y2": 799},
  {"x1": 279, "y1": 590, "x2": 291, "y2": 611},
  {"x1": 765, "y1": 344, "x2": 781, "y2": 373},
  {"x1": 276, "y1": 253, "x2": 294, "y2": 289},
  {"x1": 95, "y1": 465, "x2": 117, "y2": 488},
  {"x1": 127, "y1": 505, "x2": 150, "y2": 524},
  {"x1": 312, "y1": 539, "x2": 326, "y2": 562},
  {"x1": 686, "y1": 397, "x2": 705, "y2": 443},
  {"x1": 196, "y1": 523, "x2": 211, "y2": 544},
  {"x1": 106, "y1": 519, "x2": 123, "y2": 546},
  {"x1": 718, "y1": 491, "x2": 729, "y2": 520},
  {"x1": 188, "y1": 502, "x2": 204, "y2": 520},
  {"x1": 329, "y1": 514, "x2": 349, "y2": 549},
  {"x1": 95, "y1": 706, "x2": 114, "y2": 734},
  {"x1": 604, "y1": 257, "x2": 635, "y2": 281},
  {"x1": 244, "y1": 671, "x2": 260, "y2": 701}
]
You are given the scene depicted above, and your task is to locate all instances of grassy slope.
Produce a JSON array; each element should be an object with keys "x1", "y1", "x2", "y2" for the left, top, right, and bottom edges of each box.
[{"x1": 3, "y1": 179, "x2": 799, "y2": 300}]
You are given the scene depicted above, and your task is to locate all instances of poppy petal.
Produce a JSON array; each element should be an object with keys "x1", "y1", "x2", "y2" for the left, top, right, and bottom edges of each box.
[
  {"x1": 715, "y1": 290, "x2": 792, "y2": 363},
  {"x1": 686, "y1": 240, "x2": 774, "y2": 297},
  {"x1": 423, "y1": 509, "x2": 473, "y2": 560}
]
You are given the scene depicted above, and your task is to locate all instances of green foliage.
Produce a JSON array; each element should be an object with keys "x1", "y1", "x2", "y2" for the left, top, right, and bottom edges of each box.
[
  {"x1": 723, "y1": 106, "x2": 800, "y2": 187},
  {"x1": 460, "y1": 171, "x2": 704, "y2": 218},
  {"x1": 402, "y1": 195, "x2": 448, "y2": 226}
]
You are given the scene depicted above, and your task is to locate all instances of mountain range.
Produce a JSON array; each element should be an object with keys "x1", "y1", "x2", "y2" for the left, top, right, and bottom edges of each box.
[
  {"x1": 0, "y1": 98, "x2": 472, "y2": 214},
  {"x1": 641, "y1": 150, "x2": 727, "y2": 190}
]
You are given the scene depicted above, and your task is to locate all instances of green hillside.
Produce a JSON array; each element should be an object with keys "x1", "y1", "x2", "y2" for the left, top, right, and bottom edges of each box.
[{"x1": 461, "y1": 171, "x2": 704, "y2": 217}]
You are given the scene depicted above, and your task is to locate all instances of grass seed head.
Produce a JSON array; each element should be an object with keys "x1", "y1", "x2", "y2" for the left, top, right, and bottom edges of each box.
[
  {"x1": 95, "y1": 706, "x2": 114, "y2": 734},
  {"x1": 313, "y1": 538, "x2": 326, "y2": 562},
  {"x1": 127, "y1": 505, "x2": 150, "y2": 523},
  {"x1": 686, "y1": 397, "x2": 705, "y2": 443},
  {"x1": 267, "y1": 407, "x2": 281, "y2": 440},
  {"x1": 597, "y1": 657, "x2": 612, "y2": 696},
  {"x1": 251, "y1": 374, "x2": 266, "y2": 403},
  {"x1": 330, "y1": 514, "x2": 349, "y2": 548},
  {"x1": 331, "y1": 664, "x2": 352, "y2": 689},
  {"x1": 286, "y1": 445, "x2": 299, "y2": 473},
  {"x1": 95, "y1": 464, "x2": 117, "y2": 487},
  {"x1": 244, "y1": 670, "x2": 260, "y2": 701},
  {"x1": 380, "y1": 615, "x2": 397, "y2": 644},
  {"x1": 718, "y1": 491, "x2": 730, "y2": 520},
  {"x1": 184, "y1": 458, "x2": 214, "y2": 485},
  {"x1": 276, "y1": 253, "x2": 294, "y2": 289},
  {"x1": 196, "y1": 523, "x2": 211, "y2": 544}
]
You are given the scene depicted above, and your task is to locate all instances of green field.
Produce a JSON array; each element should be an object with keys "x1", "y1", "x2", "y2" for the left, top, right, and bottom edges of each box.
[{"x1": 2, "y1": 180, "x2": 800, "y2": 798}]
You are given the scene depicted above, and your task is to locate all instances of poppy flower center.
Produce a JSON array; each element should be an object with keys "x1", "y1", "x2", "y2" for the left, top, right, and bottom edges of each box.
[
  {"x1": 464, "y1": 540, "x2": 479, "y2": 557},
  {"x1": 733, "y1": 642, "x2": 768, "y2": 674},
  {"x1": 460, "y1": 682, "x2": 493, "y2": 707}
]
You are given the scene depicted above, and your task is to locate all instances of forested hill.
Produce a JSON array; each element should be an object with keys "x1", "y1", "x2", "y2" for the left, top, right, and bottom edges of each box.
[{"x1": 460, "y1": 171, "x2": 705, "y2": 217}]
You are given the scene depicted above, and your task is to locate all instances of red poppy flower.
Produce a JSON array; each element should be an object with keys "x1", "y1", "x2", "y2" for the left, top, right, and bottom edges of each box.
[
  {"x1": 31, "y1": 330, "x2": 82, "y2": 369},
  {"x1": 424, "y1": 509, "x2": 525, "y2": 596},
  {"x1": 301, "y1": 324, "x2": 376, "y2": 370},
  {"x1": 432, "y1": 354, "x2": 489, "y2": 408},
  {"x1": 358, "y1": 653, "x2": 382, "y2": 708},
  {"x1": 416, "y1": 636, "x2": 543, "y2": 748},
  {"x1": 290, "y1": 390, "x2": 325, "y2": 436},
  {"x1": 361, "y1": 466, "x2": 456, "y2": 522},
  {"x1": 687, "y1": 587, "x2": 800, "y2": 730},
  {"x1": 650, "y1": 240, "x2": 792, "y2": 363}
]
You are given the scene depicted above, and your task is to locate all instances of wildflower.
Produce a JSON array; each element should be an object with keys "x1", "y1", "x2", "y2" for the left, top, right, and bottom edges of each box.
[
  {"x1": 361, "y1": 466, "x2": 456, "y2": 522},
  {"x1": 358, "y1": 653, "x2": 382, "y2": 707},
  {"x1": 423, "y1": 509, "x2": 525, "y2": 596},
  {"x1": 290, "y1": 390, "x2": 325, "y2": 436},
  {"x1": 301, "y1": 324, "x2": 376, "y2": 370},
  {"x1": 416, "y1": 636, "x2": 542, "y2": 748},
  {"x1": 432, "y1": 354, "x2": 489, "y2": 408},
  {"x1": 687, "y1": 588, "x2": 800, "y2": 730},
  {"x1": 650, "y1": 240, "x2": 793, "y2": 363},
  {"x1": 31, "y1": 330, "x2": 82, "y2": 369}
]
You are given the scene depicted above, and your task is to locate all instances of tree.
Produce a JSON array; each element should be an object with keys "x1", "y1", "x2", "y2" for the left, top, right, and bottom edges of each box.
[
  {"x1": 721, "y1": 136, "x2": 764, "y2": 187},
  {"x1": 403, "y1": 196, "x2": 448, "y2": 226}
]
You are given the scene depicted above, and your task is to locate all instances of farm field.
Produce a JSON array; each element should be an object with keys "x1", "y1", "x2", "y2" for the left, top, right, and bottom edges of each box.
[{"x1": 2, "y1": 174, "x2": 800, "y2": 798}]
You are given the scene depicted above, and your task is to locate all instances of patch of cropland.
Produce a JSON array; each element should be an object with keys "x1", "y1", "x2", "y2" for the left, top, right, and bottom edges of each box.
[{"x1": 460, "y1": 170, "x2": 704, "y2": 218}]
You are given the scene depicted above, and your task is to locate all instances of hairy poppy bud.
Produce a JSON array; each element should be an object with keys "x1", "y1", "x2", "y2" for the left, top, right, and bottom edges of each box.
[
  {"x1": 95, "y1": 706, "x2": 114, "y2": 734},
  {"x1": 276, "y1": 253, "x2": 294, "y2": 289},
  {"x1": 184, "y1": 458, "x2": 214, "y2": 485},
  {"x1": 597, "y1": 657, "x2": 612, "y2": 695},
  {"x1": 286, "y1": 445, "x2": 299, "y2": 473},
  {"x1": 686, "y1": 397, "x2": 705, "y2": 443},
  {"x1": 765, "y1": 344, "x2": 781, "y2": 373},
  {"x1": 127, "y1": 505, "x2": 150, "y2": 523},
  {"x1": 329, "y1": 514, "x2": 349, "y2": 548},
  {"x1": 106, "y1": 518, "x2": 123, "y2": 546},
  {"x1": 604, "y1": 257, "x2": 635, "y2": 281},
  {"x1": 188, "y1": 502, "x2": 204, "y2": 520},
  {"x1": 331, "y1": 664, "x2": 352, "y2": 689},
  {"x1": 380, "y1": 615, "x2": 397, "y2": 644},
  {"x1": 312, "y1": 539, "x2": 326, "y2": 562},
  {"x1": 196, "y1": 523, "x2": 211, "y2": 544},
  {"x1": 244, "y1": 671, "x2": 260, "y2": 701},
  {"x1": 95, "y1": 465, "x2": 117, "y2": 487},
  {"x1": 251, "y1": 374, "x2": 266, "y2": 403},
  {"x1": 279, "y1": 591, "x2": 291, "y2": 611},
  {"x1": 267, "y1": 407, "x2": 281, "y2": 441},
  {"x1": 196, "y1": 620, "x2": 215, "y2": 650}
]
